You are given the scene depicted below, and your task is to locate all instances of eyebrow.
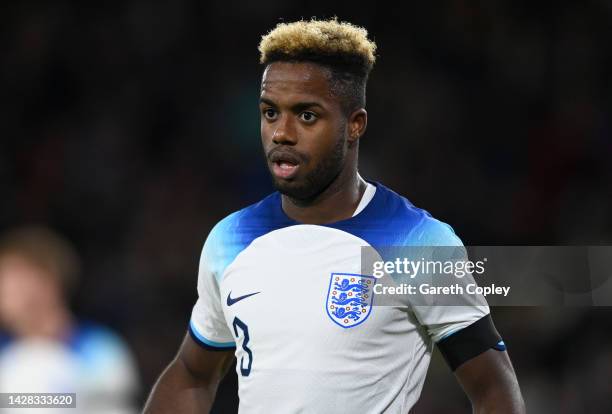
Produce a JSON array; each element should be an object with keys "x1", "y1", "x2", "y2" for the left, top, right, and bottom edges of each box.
[{"x1": 259, "y1": 97, "x2": 325, "y2": 112}]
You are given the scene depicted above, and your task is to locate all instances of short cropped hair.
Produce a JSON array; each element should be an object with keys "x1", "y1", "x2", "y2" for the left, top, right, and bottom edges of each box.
[
  {"x1": 0, "y1": 227, "x2": 80, "y2": 293},
  {"x1": 259, "y1": 18, "x2": 377, "y2": 114}
]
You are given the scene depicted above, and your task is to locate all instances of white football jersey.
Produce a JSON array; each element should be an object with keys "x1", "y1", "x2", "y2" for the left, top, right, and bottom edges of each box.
[{"x1": 190, "y1": 182, "x2": 489, "y2": 413}]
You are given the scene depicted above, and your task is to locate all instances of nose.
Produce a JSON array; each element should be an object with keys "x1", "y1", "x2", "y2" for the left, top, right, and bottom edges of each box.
[{"x1": 272, "y1": 116, "x2": 297, "y2": 145}]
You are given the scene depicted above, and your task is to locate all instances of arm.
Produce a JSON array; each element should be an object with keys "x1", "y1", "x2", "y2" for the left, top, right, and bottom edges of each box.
[
  {"x1": 455, "y1": 349, "x2": 525, "y2": 414},
  {"x1": 143, "y1": 332, "x2": 234, "y2": 413},
  {"x1": 410, "y1": 220, "x2": 524, "y2": 412}
]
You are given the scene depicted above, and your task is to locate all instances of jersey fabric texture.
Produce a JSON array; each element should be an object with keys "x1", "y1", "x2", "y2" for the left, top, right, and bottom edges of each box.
[{"x1": 190, "y1": 181, "x2": 490, "y2": 413}]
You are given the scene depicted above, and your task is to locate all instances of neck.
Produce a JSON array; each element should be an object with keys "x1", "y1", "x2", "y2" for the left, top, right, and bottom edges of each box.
[
  {"x1": 13, "y1": 303, "x2": 73, "y2": 341},
  {"x1": 281, "y1": 168, "x2": 367, "y2": 225}
]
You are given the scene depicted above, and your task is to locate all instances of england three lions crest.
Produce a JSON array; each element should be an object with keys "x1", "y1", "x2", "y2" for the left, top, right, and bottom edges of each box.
[{"x1": 326, "y1": 273, "x2": 375, "y2": 328}]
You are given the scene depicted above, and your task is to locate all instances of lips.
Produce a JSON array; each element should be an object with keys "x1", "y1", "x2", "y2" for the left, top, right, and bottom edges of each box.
[{"x1": 268, "y1": 149, "x2": 302, "y2": 180}]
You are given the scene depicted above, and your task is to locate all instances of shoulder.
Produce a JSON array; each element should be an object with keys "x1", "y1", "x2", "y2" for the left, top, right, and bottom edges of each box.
[
  {"x1": 207, "y1": 192, "x2": 283, "y2": 243},
  {"x1": 201, "y1": 192, "x2": 293, "y2": 277},
  {"x1": 68, "y1": 322, "x2": 139, "y2": 393},
  {"x1": 205, "y1": 191, "x2": 291, "y2": 251},
  {"x1": 368, "y1": 182, "x2": 463, "y2": 247},
  {"x1": 0, "y1": 331, "x2": 11, "y2": 352},
  {"x1": 408, "y1": 214, "x2": 463, "y2": 247},
  {"x1": 69, "y1": 323, "x2": 132, "y2": 360}
]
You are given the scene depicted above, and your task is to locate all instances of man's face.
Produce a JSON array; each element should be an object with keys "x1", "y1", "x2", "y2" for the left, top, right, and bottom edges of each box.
[{"x1": 260, "y1": 62, "x2": 349, "y2": 201}]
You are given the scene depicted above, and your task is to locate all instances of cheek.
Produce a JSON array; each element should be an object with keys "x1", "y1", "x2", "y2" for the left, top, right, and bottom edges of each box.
[
  {"x1": 305, "y1": 123, "x2": 344, "y2": 154},
  {"x1": 260, "y1": 122, "x2": 273, "y2": 145},
  {"x1": 0, "y1": 275, "x2": 34, "y2": 314}
]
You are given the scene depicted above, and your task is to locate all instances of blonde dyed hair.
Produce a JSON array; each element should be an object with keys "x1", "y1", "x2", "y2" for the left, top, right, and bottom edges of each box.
[
  {"x1": 259, "y1": 18, "x2": 376, "y2": 70},
  {"x1": 258, "y1": 18, "x2": 377, "y2": 112}
]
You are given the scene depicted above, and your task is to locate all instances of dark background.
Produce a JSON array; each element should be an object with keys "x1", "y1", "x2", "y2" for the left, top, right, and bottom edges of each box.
[{"x1": 1, "y1": 1, "x2": 611, "y2": 412}]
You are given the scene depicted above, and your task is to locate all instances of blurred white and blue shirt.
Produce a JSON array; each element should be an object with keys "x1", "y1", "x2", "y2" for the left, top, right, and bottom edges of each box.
[{"x1": 0, "y1": 323, "x2": 139, "y2": 414}]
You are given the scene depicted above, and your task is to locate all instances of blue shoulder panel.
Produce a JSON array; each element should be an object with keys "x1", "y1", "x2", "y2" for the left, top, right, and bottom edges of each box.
[
  {"x1": 328, "y1": 182, "x2": 463, "y2": 247},
  {"x1": 205, "y1": 192, "x2": 294, "y2": 281},
  {"x1": 205, "y1": 182, "x2": 461, "y2": 281}
]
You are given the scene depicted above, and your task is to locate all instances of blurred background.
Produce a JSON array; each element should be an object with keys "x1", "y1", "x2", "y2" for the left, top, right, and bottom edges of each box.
[{"x1": 1, "y1": 0, "x2": 611, "y2": 412}]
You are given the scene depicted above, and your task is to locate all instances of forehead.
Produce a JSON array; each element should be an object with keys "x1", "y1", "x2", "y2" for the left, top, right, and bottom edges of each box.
[{"x1": 260, "y1": 62, "x2": 334, "y2": 103}]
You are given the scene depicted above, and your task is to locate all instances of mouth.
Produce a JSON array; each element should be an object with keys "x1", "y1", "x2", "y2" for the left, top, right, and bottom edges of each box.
[
  {"x1": 272, "y1": 160, "x2": 299, "y2": 179},
  {"x1": 269, "y1": 150, "x2": 302, "y2": 180}
]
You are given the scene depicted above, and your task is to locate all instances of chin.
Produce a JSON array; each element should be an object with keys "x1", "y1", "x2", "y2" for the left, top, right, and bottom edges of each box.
[{"x1": 272, "y1": 177, "x2": 317, "y2": 201}]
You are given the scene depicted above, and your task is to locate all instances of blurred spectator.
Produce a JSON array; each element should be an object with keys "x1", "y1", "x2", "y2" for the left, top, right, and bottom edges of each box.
[{"x1": 0, "y1": 227, "x2": 139, "y2": 414}]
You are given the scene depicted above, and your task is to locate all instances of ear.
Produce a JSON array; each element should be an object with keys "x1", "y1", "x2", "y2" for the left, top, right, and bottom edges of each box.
[{"x1": 347, "y1": 108, "x2": 367, "y2": 146}]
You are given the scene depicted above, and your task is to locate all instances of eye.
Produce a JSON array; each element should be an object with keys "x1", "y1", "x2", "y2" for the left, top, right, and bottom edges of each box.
[
  {"x1": 262, "y1": 108, "x2": 278, "y2": 120},
  {"x1": 299, "y1": 111, "x2": 317, "y2": 123}
]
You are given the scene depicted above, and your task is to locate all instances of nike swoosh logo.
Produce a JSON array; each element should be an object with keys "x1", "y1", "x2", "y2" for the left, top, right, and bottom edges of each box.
[{"x1": 226, "y1": 291, "x2": 260, "y2": 306}]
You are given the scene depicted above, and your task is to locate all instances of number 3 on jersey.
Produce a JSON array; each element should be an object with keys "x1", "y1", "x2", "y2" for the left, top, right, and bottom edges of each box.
[{"x1": 232, "y1": 317, "x2": 253, "y2": 376}]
